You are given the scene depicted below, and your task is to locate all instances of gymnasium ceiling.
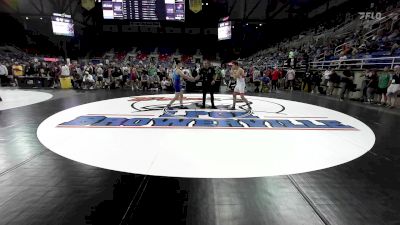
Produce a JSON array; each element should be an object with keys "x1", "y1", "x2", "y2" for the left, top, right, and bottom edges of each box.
[{"x1": 0, "y1": 0, "x2": 350, "y2": 23}]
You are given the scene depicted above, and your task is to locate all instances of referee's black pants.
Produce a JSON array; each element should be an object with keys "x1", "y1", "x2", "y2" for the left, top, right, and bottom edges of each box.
[{"x1": 202, "y1": 84, "x2": 215, "y2": 107}]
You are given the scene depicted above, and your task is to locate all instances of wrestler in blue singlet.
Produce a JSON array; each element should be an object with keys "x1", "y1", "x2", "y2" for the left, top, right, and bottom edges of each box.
[{"x1": 173, "y1": 69, "x2": 181, "y2": 93}]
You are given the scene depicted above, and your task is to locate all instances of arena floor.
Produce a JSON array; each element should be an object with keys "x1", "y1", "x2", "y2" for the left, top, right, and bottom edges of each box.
[{"x1": 0, "y1": 88, "x2": 399, "y2": 225}]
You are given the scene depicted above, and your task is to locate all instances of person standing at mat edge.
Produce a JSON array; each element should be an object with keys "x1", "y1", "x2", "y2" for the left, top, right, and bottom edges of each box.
[
  {"x1": 0, "y1": 62, "x2": 5, "y2": 101},
  {"x1": 387, "y1": 65, "x2": 400, "y2": 108},
  {"x1": 230, "y1": 61, "x2": 252, "y2": 110},
  {"x1": 200, "y1": 60, "x2": 217, "y2": 109},
  {"x1": 166, "y1": 59, "x2": 198, "y2": 109}
]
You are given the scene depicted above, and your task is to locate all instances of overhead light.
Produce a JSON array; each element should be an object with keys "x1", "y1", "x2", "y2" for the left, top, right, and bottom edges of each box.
[
  {"x1": 25, "y1": 17, "x2": 29, "y2": 20},
  {"x1": 259, "y1": 24, "x2": 262, "y2": 26},
  {"x1": 206, "y1": 2, "x2": 208, "y2": 5},
  {"x1": 40, "y1": 17, "x2": 43, "y2": 20},
  {"x1": 246, "y1": 23, "x2": 249, "y2": 25}
]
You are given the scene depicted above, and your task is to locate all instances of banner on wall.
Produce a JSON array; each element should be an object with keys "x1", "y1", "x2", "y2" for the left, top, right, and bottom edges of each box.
[
  {"x1": 189, "y1": 0, "x2": 202, "y2": 13},
  {"x1": 82, "y1": 0, "x2": 95, "y2": 11}
]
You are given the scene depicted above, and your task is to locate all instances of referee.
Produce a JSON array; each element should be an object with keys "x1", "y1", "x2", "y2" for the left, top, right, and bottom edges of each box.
[{"x1": 200, "y1": 60, "x2": 217, "y2": 109}]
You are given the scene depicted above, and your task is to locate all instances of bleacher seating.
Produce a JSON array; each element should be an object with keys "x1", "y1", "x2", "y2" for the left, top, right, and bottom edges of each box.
[{"x1": 241, "y1": 3, "x2": 400, "y2": 71}]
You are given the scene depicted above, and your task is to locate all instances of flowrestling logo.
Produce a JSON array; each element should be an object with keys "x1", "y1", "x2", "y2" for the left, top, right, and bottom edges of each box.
[
  {"x1": 358, "y1": 12, "x2": 383, "y2": 20},
  {"x1": 57, "y1": 96, "x2": 356, "y2": 130}
]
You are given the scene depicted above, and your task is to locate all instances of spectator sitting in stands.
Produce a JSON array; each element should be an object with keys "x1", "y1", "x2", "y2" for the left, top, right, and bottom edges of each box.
[
  {"x1": 38, "y1": 63, "x2": 47, "y2": 78},
  {"x1": 26, "y1": 63, "x2": 36, "y2": 76},
  {"x1": 61, "y1": 63, "x2": 70, "y2": 77},
  {"x1": 390, "y1": 42, "x2": 399, "y2": 55},
  {"x1": 112, "y1": 66, "x2": 123, "y2": 88},
  {"x1": 338, "y1": 53, "x2": 348, "y2": 69},
  {"x1": 121, "y1": 65, "x2": 130, "y2": 88},
  {"x1": 82, "y1": 71, "x2": 95, "y2": 90},
  {"x1": 351, "y1": 47, "x2": 359, "y2": 58},
  {"x1": 151, "y1": 74, "x2": 161, "y2": 91},
  {"x1": 342, "y1": 43, "x2": 352, "y2": 55},
  {"x1": 387, "y1": 28, "x2": 399, "y2": 41},
  {"x1": 358, "y1": 42, "x2": 367, "y2": 53},
  {"x1": 72, "y1": 67, "x2": 83, "y2": 89},
  {"x1": 161, "y1": 77, "x2": 170, "y2": 90},
  {"x1": 141, "y1": 72, "x2": 149, "y2": 91},
  {"x1": 261, "y1": 73, "x2": 271, "y2": 93},
  {"x1": 166, "y1": 77, "x2": 174, "y2": 91}
]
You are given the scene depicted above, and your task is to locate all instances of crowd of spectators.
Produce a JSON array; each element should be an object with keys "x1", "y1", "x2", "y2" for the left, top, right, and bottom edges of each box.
[
  {"x1": 243, "y1": 2, "x2": 400, "y2": 72},
  {"x1": 238, "y1": 64, "x2": 400, "y2": 108},
  {"x1": 311, "y1": 66, "x2": 399, "y2": 108},
  {"x1": 0, "y1": 56, "x2": 229, "y2": 93},
  {"x1": 228, "y1": 1, "x2": 400, "y2": 108},
  {"x1": 0, "y1": 55, "x2": 399, "y2": 108}
]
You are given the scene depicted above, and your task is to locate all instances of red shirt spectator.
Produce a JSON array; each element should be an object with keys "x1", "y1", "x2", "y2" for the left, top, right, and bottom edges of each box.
[
  {"x1": 267, "y1": 69, "x2": 272, "y2": 78},
  {"x1": 272, "y1": 69, "x2": 281, "y2": 81}
]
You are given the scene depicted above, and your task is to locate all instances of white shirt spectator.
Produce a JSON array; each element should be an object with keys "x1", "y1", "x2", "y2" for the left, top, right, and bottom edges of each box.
[
  {"x1": 84, "y1": 65, "x2": 94, "y2": 74},
  {"x1": 286, "y1": 69, "x2": 296, "y2": 81},
  {"x1": 253, "y1": 69, "x2": 260, "y2": 81},
  {"x1": 0, "y1": 64, "x2": 8, "y2": 76},
  {"x1": 83, "y1": 73, "x2": 94, "y2": 83},
  {"x1": 122, "y1": 66, "x2": 130, "y2": 76},
  {"x1": 324, "y1": 69, "x2": 332, "y2": 80},
  {"x1": 76, "y1": 67, "x2": 83, "y2": 76},
  {"x1": 289, "y1": 51, "x2": 295, "y2": 59},
  {"x1": 96, "y1": 67, "x2": 104, "y2": 77},
  {"x1": 365, "y1": 71, "x2": 372, "y2": 79},
  {"x1": 183, "y1": 69, "x2": 191, "y2": 76},
  {"x1": 61, "y1": 65, "x2": 70, "y2": 76},
  {"x1": 167, "y1": 69, "x2": 173, "y2": 79},
  {"x1": 221, "y1": 69, "x2": 226, "y2": 77},
  {"x1": 161, "y1": 79, "x2": 170, "y2": 89}
]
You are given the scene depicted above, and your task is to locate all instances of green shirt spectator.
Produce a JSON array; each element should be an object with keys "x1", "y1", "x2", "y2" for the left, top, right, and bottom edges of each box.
[
  {"x1": 148, "y1": 66, "x2": 157, "y2": 77},
  {"x1": 378, "y1": 73, "x2": 391, "y2": 89}
]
